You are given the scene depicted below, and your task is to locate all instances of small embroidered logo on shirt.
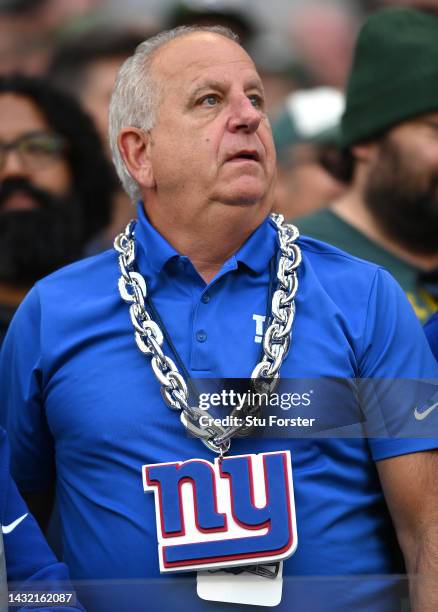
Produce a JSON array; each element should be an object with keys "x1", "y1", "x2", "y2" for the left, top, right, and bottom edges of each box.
[
  {"x1": 414, "y1": 402, "x2": 438, "y2": 421},
  {"x1": 253, "y1": 314, "x2": 266, "y2": 343},
  {"x1": 1, "y1": 513, "x2": 28, "y2": 534}
]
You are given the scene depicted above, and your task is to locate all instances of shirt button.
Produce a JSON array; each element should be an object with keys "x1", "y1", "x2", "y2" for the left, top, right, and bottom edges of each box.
[
  {"x1": 201, "y1": 293, "x2": 210, "y2": 304},
  {"x1": 196, "y1": 330, "x2": 207, "y2": 343}
]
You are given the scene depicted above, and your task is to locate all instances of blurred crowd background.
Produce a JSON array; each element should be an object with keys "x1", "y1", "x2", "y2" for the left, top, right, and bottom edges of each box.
[
  {"x1": 2, "y1": 0, "x2": 434, "y2": 86},
  {"x1": 3, "y1": 0, "x2": 436, "y2": 223},
  {"x1": 0, "y1": 0, "x2": 437, "y2": 337}
]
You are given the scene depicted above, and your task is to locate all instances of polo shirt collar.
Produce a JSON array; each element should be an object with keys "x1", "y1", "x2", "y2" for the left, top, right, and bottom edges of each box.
[
  {"x1": 234, "y1": 214, "x2": 278, "y2": 274},
  {"x1": 135, "y1": 202, "x2": 179, "y2": 276},
  {"x1": 134, "y1": 201, "x2": 278, "y2": 278}
]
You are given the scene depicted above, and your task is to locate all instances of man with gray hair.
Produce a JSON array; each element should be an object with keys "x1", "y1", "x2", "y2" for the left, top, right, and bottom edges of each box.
[{"x1": 0, "y1": 25, "x2": 437, "y2": 612}]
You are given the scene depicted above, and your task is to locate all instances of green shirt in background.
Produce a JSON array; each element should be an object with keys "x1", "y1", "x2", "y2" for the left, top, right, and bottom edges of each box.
[{"x1": 296, "y1": 209, "x2": 438, "y2": 323}]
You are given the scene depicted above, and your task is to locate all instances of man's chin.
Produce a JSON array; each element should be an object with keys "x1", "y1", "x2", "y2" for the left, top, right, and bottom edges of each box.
[
  {"x1": 218, "y1": 181, "x2": 271, "y2": 207},
  {"x1": 0, "y1": 202, "x2": 83, "y2": 286},
  {"x1": 224, "y1": 195, "x2": 261, "y2": 206}
]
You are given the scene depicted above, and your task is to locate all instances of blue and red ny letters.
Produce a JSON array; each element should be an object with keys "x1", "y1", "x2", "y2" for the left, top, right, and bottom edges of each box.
[{"x1": 143, "y1": 451, "x2": 297, "y2": 572}]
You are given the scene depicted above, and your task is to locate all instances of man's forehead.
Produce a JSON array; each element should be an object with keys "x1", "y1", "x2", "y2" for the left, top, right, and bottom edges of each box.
[
  {"x1": 394, "y1": 111, "x2": 438, "y2": 132},
  {"x1": 0, "y1": 93, "x2": 49, "y2": 137},
  {"x1": 151, "y1": 32, "x2": 258, "y2": 82}
]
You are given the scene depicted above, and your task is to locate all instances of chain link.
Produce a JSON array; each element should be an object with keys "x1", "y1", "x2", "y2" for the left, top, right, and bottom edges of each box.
[{"x1": 115, "y1": 213, "x2": 301, "y2": 455}]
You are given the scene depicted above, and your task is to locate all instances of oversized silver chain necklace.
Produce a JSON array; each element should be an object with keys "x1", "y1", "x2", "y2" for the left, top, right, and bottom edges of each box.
[{"x1": 115, "y1": 213, "x2": 301, "y2": 456}]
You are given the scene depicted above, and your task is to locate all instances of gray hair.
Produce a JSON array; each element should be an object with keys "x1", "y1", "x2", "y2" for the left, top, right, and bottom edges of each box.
[{"x1": 109, "y1": 25, "x2": 239, "y2": 202}]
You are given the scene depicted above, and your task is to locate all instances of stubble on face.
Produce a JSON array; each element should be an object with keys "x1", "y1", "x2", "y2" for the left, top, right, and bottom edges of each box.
[{"x1": 364, "y1": 134, "x2": 438, "y2": 255}]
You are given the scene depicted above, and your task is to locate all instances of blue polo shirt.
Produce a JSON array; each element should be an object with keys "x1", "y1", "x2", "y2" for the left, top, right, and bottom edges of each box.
[
  {"x1": 1, "y1": 203, "x2": 437, "y2": 611},
  {"x1": 425, "y1": 311, "x2": 438, "y2": 360}
]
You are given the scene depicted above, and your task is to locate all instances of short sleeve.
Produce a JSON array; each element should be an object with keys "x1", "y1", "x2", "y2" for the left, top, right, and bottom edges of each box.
[
  {"x1": 358, "y1": 269, "x2": 438, "y2": 461},
  {"x1": 0, "y1": 287, "x2": 55, "y2": 491},
  {"x1": 424, "y1": 311, "x2": 438, "y2": 360}
]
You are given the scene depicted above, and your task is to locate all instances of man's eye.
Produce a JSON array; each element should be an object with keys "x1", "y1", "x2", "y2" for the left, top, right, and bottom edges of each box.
[
  {"x1": 248, "y1": 95, "x2": 263, "y2": 109},
  {"x1": 23, "y1": 142, "x2": 52, "y2": 154},
  {"x1": 21, "y1": 136, "x2": 64, "y2": 156},
  {"x1": 200, "y1": 95, "x2": 219, "y2": 107}
]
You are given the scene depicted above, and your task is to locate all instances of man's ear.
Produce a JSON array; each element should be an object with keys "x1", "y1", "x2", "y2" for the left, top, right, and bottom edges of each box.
[
  {"x1": 351, "y1": 141, "x2": 379, "y2": 165},
  {"x1": 118, "y1": 127, "x2": 155, "y2": 189}
]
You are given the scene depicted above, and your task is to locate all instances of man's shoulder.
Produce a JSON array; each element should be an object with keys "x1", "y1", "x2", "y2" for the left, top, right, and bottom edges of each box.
[
  {"x1": 296, "y1": 232, "x2": 398, "y2": 315},
  {"x1": 4, "y1": 250, "x2": 120, "y2": 352},
  {"x1": 298, "y1": 231, "x2": 380, "y2": 277},
  {"x1": 35, "y1": 249, "x2": 117, "y2": 297}
]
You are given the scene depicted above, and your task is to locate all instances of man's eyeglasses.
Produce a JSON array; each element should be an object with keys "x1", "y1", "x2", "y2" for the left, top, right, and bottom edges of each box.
[{"x1": 0, "y1": 131, "x2": 68, "y2": 172}]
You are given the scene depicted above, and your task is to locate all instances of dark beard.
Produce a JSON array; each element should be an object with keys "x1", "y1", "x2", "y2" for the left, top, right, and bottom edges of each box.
[
  {"x1": 364, "y1": 138, "x2": 438, "y2": 255},
  {"x1": 0, "y1": 178, "x2": 84, "y2": 286}
]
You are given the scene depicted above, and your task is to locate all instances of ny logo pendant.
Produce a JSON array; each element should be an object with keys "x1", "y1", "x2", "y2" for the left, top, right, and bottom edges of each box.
[{"x1": 143, "y1": 451, "x2": 297, "y2": 572}]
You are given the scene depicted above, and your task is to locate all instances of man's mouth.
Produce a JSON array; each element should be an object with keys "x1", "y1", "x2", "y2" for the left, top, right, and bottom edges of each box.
[
  {"x1": 0, "y1": 191, "x2": 39, "y2": 213},
  {"x1": 226, "y1": 150, "x2": 260, "y2": 163}
]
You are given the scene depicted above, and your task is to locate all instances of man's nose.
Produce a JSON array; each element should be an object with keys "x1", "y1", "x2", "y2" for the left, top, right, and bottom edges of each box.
[
  {"x1": 0, "y1": 149, "x2": 28, "y2": 178},
  {"x1": 227, "y1": 96, "x2": 263, "y2": 133}
]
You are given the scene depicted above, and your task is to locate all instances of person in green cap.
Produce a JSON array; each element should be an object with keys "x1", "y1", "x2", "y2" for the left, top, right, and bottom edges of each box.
[{"x1": 296, "y1": 6, "x2": 438, "y2": 324}]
